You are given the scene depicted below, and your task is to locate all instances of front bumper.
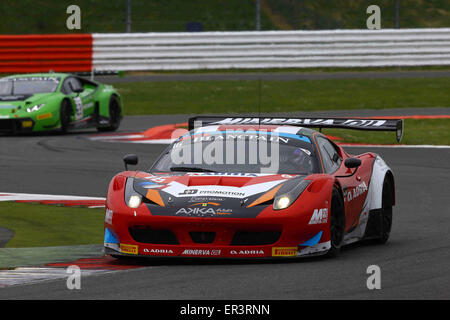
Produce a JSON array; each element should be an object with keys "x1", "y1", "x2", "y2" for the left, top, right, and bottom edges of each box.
[
  {"x1": 0, "y1": 118, "x2": 34, "y2": 134},
  {"x1": 104, "y1": 208, "x2": 331, "y2": 259}
]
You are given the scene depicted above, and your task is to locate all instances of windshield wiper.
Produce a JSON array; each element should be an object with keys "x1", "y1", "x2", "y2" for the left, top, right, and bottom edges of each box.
[{"x1": 170, "y1": 166, "x2": 217, "y2": 173}]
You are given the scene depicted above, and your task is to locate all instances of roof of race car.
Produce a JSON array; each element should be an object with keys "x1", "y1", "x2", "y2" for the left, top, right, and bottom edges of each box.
[{"x1": 1, "y1": 73, "x2": 69, "y2": 80}]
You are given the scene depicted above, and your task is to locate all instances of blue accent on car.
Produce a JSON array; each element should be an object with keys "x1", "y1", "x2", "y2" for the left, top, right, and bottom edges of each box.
[
  {"x1": 299, "y1": 231, "x2": 323, "y2": 247},
  {"x1": 138, "y1": 181, "x2": 156, "y2": 186},
  {"x1": 104, "y1": 228, "x2": 119, "y2": 244},
  {"x1": 183, "y1": 130, "x2": 311, "y2": 143}
]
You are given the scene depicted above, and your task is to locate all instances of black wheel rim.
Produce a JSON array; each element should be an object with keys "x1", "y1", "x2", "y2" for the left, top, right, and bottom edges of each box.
[
  {"x1": 330, "y1": 192, "x2": 344, "y2": 247},
  {"x1": 61, "y1": 101, "x2": 71, "y2": 130},
  {"x1": 110, "y1": 98, "x2": 120, "y2": 127},
  {"x1": 381, "y1": 183, "x2": 393, "y2": 239}
]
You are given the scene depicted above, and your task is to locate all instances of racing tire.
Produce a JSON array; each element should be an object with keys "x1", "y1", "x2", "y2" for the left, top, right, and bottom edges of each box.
[
  {"x1": 60, "y1": 99, "x2": 72, "y2": 133},
  {"x1": 325, "y1": 187, "x2": 346, "y2": 258},
  {"x1": 97, "y1": 95, "x2": 121, "y2": 132},
  {"x1": 375, "y1": 177, "x2": 394, "y2": 244}
]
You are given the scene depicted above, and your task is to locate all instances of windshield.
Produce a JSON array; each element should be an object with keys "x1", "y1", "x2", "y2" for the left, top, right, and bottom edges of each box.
[
  {"x1": 151, "y1": 129, "x2": 320, "y2": 175},
  {"x1": 0, "y1": 77, "x2": 60, "y2": 95}
]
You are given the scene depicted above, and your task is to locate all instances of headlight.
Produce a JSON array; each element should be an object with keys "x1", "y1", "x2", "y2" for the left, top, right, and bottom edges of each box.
[
  {"x1": 273, "y1": 196, "x2": 291, "y2": 210},
  {"x1": 124, "y1": 178, "x2": 142, "y2": 208},
  {"x1": 26, "y1": 104, "x2": 45, "y2": 113},
  {"x1": 128, "y1": 195, "x2": 142, "y2": 208},
  {"x1": 273, "y1": 179, "x2": 311, "y2": 211}
]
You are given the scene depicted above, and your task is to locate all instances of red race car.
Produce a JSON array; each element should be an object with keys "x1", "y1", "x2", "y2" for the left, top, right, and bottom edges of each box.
[{"x1": 104, "y1": 116, "x2": 403, "y2": 259}]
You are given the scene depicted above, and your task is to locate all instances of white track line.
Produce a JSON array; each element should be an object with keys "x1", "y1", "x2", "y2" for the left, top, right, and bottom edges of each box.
[
  {"x1": 0, "y1": 267, "x2": 107, "y2": 287},
  {"x1": 0, "y1": 192, "x2": 105, "y2": 202}
]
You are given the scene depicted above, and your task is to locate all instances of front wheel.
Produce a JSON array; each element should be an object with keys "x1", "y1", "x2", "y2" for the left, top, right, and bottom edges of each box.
[
  {"x1": 60, "y1": 99, "x2": 72, "y2": 133},
  {"x1": 97, "y1": 95, "x2": 121, "y2": 132},
  {"x1": 325, "y1": 187, "x2": 346, "y2": 257}
]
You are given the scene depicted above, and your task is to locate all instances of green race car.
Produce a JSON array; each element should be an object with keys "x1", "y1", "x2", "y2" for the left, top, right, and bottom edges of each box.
[{"x1": 0, "y1": 73, "x2": 123, "y2": 134}]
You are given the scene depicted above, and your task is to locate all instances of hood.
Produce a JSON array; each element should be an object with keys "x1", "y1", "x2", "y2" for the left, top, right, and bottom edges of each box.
[
  {"x1": 0, "y1": 93, "x2": 53, "y2": 117},
  {"x1": 131, "y1": 172, "x2": 306, "y2": 218}
]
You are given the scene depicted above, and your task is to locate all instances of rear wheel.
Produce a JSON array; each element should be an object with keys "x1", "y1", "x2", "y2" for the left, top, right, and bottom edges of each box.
[
  {"x1": 60, "y1": 99, "x2": 72, "y2": 133},
  {"x1": 97, "y1": 95, "x2": 121, "y2": 132},
  {"x1": 326, "y1": 187, "x2": 345, "y2": 257},
  {"x1": 376, "y1": 177, "x2": 394, "y2": 244}
]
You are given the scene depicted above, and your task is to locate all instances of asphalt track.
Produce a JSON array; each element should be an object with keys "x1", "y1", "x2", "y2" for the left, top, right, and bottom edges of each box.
[{"x1": 0, "y1": 109, "x2": 449, "y2": 299}]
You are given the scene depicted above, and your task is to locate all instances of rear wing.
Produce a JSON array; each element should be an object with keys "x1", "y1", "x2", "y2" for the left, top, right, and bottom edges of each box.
[{"x1": 188, "y1": 116, "x2": 404, "y2": 142}]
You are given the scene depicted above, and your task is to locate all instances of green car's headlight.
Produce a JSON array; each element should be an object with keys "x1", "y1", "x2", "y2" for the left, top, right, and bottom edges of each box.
[
  {"x1": 26, "y1": 104, "x2": 45, "y2": 113},
  {"x1": 273, "y1": 180, "x2": 311, "y2": 211}
]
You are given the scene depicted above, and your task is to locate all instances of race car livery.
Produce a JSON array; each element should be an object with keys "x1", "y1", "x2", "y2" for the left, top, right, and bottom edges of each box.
[
  {"x1": 104, "y1": 116, "x2": 400, "y2": 259},
  {"x1": 0, "y1": 73, "x2": 123, "y2": 134}
]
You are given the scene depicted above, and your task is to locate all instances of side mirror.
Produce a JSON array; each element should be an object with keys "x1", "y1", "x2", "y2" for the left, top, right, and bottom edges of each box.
[
  {"x1": 336, "y1": 158, "x2": 361, "y2": 178},
  {"x1": 69, "y1": 82, "x2": 84, "y2": 94},
  {"x1": 344, "y1": 158, "x2": 361, "y2": 169},
  {"x1": 123, "y1": 154, "x2": 138, "y2": 171}
]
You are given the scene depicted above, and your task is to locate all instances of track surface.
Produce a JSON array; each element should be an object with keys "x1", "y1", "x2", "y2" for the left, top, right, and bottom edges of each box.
[{"x1": 0, "y1": 111, "x2": 449, "y2": 299}]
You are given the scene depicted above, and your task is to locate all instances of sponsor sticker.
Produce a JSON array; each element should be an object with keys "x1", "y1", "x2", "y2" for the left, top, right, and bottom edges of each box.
[
  {"x1": 188, "y1": 197, "x2": 224, "y2": 203},
  {"x1": 345, "y1": 181, "x2": 368, "y2": 202},
  {"x1": 21, "y1": 120, "x2": 33, "y2": 128},
  {"x1": 120, "y1": 244, "x2": 138, "y2": 255},
  {"x1": 143, "y1": 248, "x2": 175, "y2": 255},
  {"x1": 272, "y1": 247, "x2": 297, "y2": 257},
  {"x1": 179, "y1": 189, "x2": 198, "y2": 195},
  {"x1": 37, "y1": 112, "x2": 52, "y2": 120},
  {"x1": 229, "y1": 249, "x2": 265, "y2": 256},
  {"x1": 309, "y1": 208, "x2": 328, "y2": 225},
  {"x1": 105, "y1": 208, "x2": 113, "y2": 224},
  {"x1": 175, "y1": 206, "x2": 233, "y2": 217},
  {"x1": 215, "y1": 208, "x2": 233, "y2": 215},
  {"x1": 181, "y1": 249, "x2": 222, "y2": 256}
]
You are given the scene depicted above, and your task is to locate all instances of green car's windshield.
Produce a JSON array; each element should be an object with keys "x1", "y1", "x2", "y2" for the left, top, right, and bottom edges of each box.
[{"x1": 0, "y1": 77, "x2": 60, "y2": 96}]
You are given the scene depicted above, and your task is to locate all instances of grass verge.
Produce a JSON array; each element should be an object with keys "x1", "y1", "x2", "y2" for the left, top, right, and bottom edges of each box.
[
  {"x1": 321, "y1": 119, "x2": 450, "y2": 145},
  {"x1": 115, "y1": 77, "x2": 450, "y2": 115},
  {"x1": 124, "y1": 66, "x2": 450, "y2": 75},
  {"x1": 0, "y1": 202, "x2": 104, "y2": 248}
]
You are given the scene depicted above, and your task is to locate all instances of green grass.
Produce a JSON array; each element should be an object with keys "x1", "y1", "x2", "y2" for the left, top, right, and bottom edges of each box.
[
  {"x1": 321, "y1": 119, "x2": 450, "y2": 145},
  {"x1": 1, "y1": 0, "x2": 448, "y2": 34},
  {"x1": 1, "y1": 0, "x2": 275, "y2": 34},
  {"x1": 0, "y1": 202, "x2": 104, "y2": 248},
  {"x1": 125, "y1": 65, "x2": 450, "y2": 75},
  {"x1": 264, "y1": 0, "x2": 450, "y2": 29},
  {"x1": 116, "y1": 77, "x2": 450, "y2": 115}
]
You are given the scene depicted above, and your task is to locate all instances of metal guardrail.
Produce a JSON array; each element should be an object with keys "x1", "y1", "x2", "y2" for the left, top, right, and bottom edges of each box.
[
  {"x1": 92, "y1": 29, "x2": 450, "y2": 71},
  {"x1": 0, "y1": 34, "x2": 92, "y2": 73},
  {"x1": 1, "y1": 29, "x2": 449, "y2": 74}
]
